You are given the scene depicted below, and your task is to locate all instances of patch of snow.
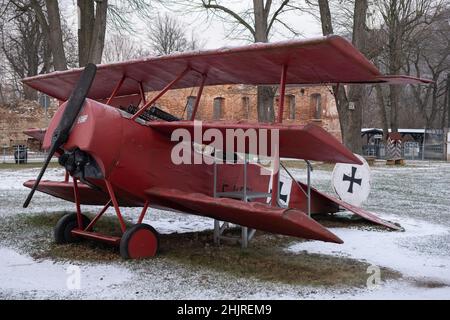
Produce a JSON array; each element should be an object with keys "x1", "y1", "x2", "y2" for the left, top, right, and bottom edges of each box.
[
  {"x1": 288, "y1": 216, "x2": 450, "y2": 295},
  {"x1": 1, "y1": 162, "x2": 450, "y2": 299},
  {"x1": 0, "y1": 248, "x2": 132, "y2": 298}
]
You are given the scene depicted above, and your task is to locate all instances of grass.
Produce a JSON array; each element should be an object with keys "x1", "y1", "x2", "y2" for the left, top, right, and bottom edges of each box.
[
  {"x1": 0, "y1": 162, "x2": 60, "y2": 170},
  {"x1": 0, "y1": 211, "x2": 401, "y2": 288},
  {"x1": 159, "y1": 229, "x2": 400, "y2": 287},
  {"x1": 413, "y1": 279, "x2": 449, "y2": 289}
]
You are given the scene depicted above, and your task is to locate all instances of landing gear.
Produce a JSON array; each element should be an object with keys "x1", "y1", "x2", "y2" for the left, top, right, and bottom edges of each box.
[
  {"x1": 59, "y1": 178, "x2": 158, "y2": 259},
  {"x1": 120, "y1": 224, "x2": 159, "y2": 259},
  {"x1": 54, "y1": 212, "x2": 91, "y2": 244}
]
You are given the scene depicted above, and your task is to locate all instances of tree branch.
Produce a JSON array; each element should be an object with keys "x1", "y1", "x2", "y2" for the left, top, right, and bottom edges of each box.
[
  {"x1": 266, "y1": 0, "x2": 289, "y2": 37},
  {"x1": 201, "y1": 0, "x2": 255, "y2": 36}
]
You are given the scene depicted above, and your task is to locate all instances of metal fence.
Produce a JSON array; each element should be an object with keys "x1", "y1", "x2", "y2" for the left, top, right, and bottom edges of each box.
[
  {"x1": 363, "y1": 141, "x2": 445, "y2": 160},
  {"x1": 1, "y1": 146, "x2": 49, "y2": 164}
]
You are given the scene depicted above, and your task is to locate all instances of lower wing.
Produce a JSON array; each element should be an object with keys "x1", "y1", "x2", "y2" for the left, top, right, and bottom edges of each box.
[{"x1": 146, "y1": 187, "x2": 343, "y2": 244}]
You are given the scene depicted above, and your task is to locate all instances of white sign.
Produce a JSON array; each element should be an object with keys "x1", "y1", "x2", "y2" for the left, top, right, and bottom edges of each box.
[{"x1": 331, "y1": 154, "x2": 371, "y2": 207}]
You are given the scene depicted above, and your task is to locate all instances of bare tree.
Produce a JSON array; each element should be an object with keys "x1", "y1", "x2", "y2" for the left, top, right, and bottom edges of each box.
[
  {"x1": 177, "y1": 0, "x2": 307, "y2": 122},
  {"x1": 1, "y1": 0, "x2": 155, "y2": 69},
  {"x1": 407, "y1": 9, "x2": 450, "y2": 129},
  {"x1": 0, "y1": 7, "x2": 46, "y2": 100},
  {"x1": 146, "y1": 14, "x2": 204, "y2": 55},
  {"x1": 77, "y1": 0, "x2": 108, "y2": 66},
  {"x1": 314, "y1": 0, "x2": 369, "y2": 153},
  {"x1": 103, "y1": 33, "x2": 149, "y2": 63},
  {"x1": 373, "y1": 0, "x2": 445, "y2": 132},
  {"x1": 30, "y1": 0, "x2": 67, "y2": 70}
]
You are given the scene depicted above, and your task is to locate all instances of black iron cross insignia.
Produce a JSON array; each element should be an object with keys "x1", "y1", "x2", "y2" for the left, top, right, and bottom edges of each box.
[
  {"x1": 279, "y1": 181, "x2": 288, "y2": 202},
  {"x1": 343, "y1": 167, "x2": 362, "y2": 193},
  {"x1": 270, "y1": 181, "x2": 288, "y2": 202}
]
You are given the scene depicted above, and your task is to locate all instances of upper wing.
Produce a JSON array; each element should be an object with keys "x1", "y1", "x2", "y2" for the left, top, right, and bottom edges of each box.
[
  {"x1": 146, "y1": 187, "x2": 343, "y2": 243},
  {"x1": 22, "y1": 35, "x2": 431, "y2": 101},
  {"x1": 149, "y1": 121, "x2": 362, "y2": 164}
]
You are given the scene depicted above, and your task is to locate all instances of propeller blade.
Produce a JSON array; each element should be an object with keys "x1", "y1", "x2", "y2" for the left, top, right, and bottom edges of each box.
[
  {"x1": 52, "y1": 63, "x2": 97, "y2": 148},
  {"x1": 23, "y1": 144, "x2": 58, "y2": 208},
  {"x1": 23, "y1": 63, "x2": 97, "y2": 208}
]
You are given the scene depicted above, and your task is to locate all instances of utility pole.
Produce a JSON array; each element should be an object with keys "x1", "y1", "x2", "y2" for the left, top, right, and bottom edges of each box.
[
  {"x1": 447, "y1": 73, "x2": 450, "y2": 128},
  {"x1": 446, "y1": 74, "x2": 450, "y2": 161}
]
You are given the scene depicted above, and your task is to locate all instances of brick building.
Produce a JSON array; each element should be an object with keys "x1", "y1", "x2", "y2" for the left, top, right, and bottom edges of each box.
[
  {"x1": 0, "y1": 101, "x2": 56, "y2": 150},
  {"x1": 0, "y1": 85, "x2": 342, "y2": 152},
  {"x1": 146, "y1": 84, "x2": 342, "y2": 141}
]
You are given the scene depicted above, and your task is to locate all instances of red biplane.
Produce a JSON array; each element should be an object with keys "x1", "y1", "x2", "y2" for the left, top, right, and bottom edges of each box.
[{"x1": 22, "y1": 35, "x2": 429, "y2": 259}]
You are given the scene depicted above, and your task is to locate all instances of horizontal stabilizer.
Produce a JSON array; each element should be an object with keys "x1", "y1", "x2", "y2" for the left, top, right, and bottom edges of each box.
[{"x1": 290, "y1": 181, "x2": 402, "y2": 230}]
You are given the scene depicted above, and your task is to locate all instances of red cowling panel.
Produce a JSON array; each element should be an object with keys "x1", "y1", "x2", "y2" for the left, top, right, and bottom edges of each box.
[
  {"x1": 289, "y1": 181, "x2": 401, "y2": 230},
  {"x1": 149, "y1": 121, "x2": 362, "y2": 164},
  {"x1": 146, "y1": 187, "x2": 343, "y2": 244},
  {"x1": 22, "y1": 35, "x2": 430, "y2": 101}
]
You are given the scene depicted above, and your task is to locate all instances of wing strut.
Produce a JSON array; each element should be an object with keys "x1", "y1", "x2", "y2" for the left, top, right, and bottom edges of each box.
[{"x1": 131, "y1": 66, "x2": 191, "y2": 121}]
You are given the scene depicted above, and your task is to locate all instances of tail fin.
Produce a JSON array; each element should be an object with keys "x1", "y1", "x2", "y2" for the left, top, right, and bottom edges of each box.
[{"x1": 23, "y1": 128, "x2": 46, "y2": 142}]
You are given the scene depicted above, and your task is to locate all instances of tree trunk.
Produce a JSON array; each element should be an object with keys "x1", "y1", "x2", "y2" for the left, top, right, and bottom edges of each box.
[
  {"x1": 40, "y1": 36, "x2": 52, "y2": 74},
  {"x1": 318, "y1": 0, "x2": 333, "y2": 35},
  {"x1": 253, "y1": 0, "x2": 268, "y2": 42},
  {"x1": 0, "y1": 84, "x2": 5, "y2": 104},
  {"x1": 318, "y1": 0, "x2": 367, "y2": 154},
  {"x1": 253, "y1": 0, "x2": 275, "y2": 122},
  {"x1": 389, "y1": 85, "x2": 399, "y2": 132},
  {"x1": 23, "y1": 86, "x2": 38, "y2": 101},
  {"x1": 30, "y1": 0, "x2": 67, "y2": 71},
  {"x1": 88, "y1": 0, "x2": 108, "y2": 64},
  {"x1": 387, "y1": 21, "x2": 402, "y2": 133},
  {"x1": 344, "y1": 0, "x2": 368, "y2": 154},
  {"x1": 45, "y1": 0, "x2": 67, "y2": 70},
  {"x1": 77, "y1": 0, "x2": 95, "y2": 67},
  {"x1": 375, "y1": 84, "x2": 390, "y2": 141},
  {"x1": 256, "y1": 86, "x2": 277, "y2": 122}
]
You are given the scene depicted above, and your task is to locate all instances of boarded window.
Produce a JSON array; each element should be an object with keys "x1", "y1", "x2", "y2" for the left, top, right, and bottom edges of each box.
[
  {"x1": 241, "y1": 96, "x2": 250, "y2": 119},
  {"x1": 311, "y1": 94, "x2": 322, "y2": 119},
  {"x1": 186, "y1": 96, "x2": 196, "y2": 120},
  {"x1": 287, "y1": 94, "x2": 296, "y2": 120},
  {"x1": 213, "y1": 97, "x2": 224, "y2": 120}
]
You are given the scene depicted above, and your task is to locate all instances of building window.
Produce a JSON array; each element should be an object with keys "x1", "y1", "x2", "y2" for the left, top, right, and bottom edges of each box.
[
  {"x1": 213, "y1": 97, "x2": 224, "y2": 120},
  {"x1": 186, "y1": 95, "x2": 196, "y2": 120},
  {"x1": 241, "y1": 96, "x2": 250, "y2": 119},
  {"x1": 311, "y1": 93, "x2": 322, "y2": 120},
  {"x1": 287, "y1": 94, "x2": 296, "y2": 120},
  {"x1": 275, "y1": 95, "x2": 295, "y2": 120}
]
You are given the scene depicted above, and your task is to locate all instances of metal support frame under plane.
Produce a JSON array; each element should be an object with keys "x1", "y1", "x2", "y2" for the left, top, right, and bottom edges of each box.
[{"x1": 212, "y1": 154, "x2": 263, "y2": 248}]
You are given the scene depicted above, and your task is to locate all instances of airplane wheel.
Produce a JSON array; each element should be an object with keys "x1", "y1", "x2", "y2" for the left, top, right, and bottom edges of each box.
[
  {"x1": 120, "y1": 224, "x2": 159, "y2": 259},
  {"x1": 54, "y1": 213, "x2": 91, "y2": 244}
]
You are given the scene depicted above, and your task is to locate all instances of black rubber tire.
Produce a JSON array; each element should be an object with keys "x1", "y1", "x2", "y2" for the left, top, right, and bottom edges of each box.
[
  {"x1": 120, "y1": 223, "x2": 159, "y2": 259},
  {"x1": 54, "y1": 213, "x2": 91, "y2": 244}
]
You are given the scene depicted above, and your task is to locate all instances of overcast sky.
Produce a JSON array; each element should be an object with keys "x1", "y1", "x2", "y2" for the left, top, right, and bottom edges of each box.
[{"x1": 61, "y1": 0, "x2": 324, "y2": 50}]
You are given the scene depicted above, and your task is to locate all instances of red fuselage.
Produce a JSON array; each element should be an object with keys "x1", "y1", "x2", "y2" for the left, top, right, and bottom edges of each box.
[{"x1": 43, "y1": 99, "x2": 267, "y2": 208}]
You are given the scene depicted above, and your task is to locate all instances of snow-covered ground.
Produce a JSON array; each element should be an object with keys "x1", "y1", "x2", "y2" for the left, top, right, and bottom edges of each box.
[{"x1": 0, "y1": 162, "x2": 449, "y2": 299}]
